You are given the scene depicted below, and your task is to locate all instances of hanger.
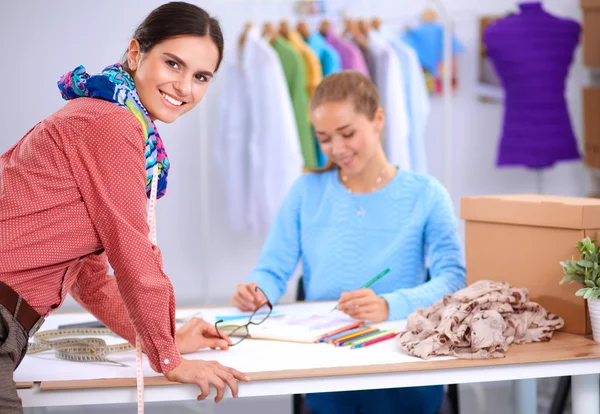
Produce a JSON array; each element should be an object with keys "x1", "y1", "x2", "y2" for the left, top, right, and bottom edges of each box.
[
  {"x1": 262, "y1": 21, "x2": 277, "y2": 43},
  {"x1": 297, "y1": 21, "x2": 311, "y2": 39},
  {"x1": 239, "y1": 21, "x2": 253, "y2": 48},
  {"x1": 421, "y1": 6, "x2": 438, "y2": 22},
  {"x1": 319, "y1": 19, "x2": 330, "y2": 36},
  {"x1": 279, "y1": 20, "x2": 290, "y2": 38},
  {"x1": 348, "y1": 19, "x2": 367, "y2": 49},
  {"x1": 371, "y1": 17, "x2": 382, "y2": 30},
  {"x1": 358, "y1": 19, "x2": 370, "y2": 35},
  {"x1": 342, "y1": 17, "x2": 352, "y2": 37}
]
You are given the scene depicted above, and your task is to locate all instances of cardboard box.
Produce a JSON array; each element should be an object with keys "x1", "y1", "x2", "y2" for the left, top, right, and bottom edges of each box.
[
  {"x1": 460, "y1": 194, "x2": 600, "y2": 334},
  {"x1": 584, "y1": 87, "x2": 600, "y2": 169},
  {"x1": 582, "y1": 0, "x2": 600, "y2": 67}
]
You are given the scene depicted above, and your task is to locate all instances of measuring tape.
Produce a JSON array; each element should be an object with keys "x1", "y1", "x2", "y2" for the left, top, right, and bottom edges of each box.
[
  {"x1": 136, "y1": 163, "x2": 160, "y2": 413},
  {"x1": 27, "y1": 327, "x2": 133, "y2": 365}
]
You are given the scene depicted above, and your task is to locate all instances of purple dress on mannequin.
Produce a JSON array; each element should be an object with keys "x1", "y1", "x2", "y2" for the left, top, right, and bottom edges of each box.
[{"x1": 484, "y1": 2, "x2": 581, "y2": 168}]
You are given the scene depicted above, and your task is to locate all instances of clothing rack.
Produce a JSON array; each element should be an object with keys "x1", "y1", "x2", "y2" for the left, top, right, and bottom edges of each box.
[
  {"x1": 373, "y1": 0, "x2": 454, "y2": 192},
  {"x1": 254, "y1": 0, "x2": 454, "y2": 192},
  {"x1": 198, "y1": 0, "x2": 455, "y2": 304}
]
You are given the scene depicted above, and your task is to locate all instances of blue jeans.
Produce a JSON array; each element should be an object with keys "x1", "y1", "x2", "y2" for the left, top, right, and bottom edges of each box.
[{"x1": 305, "y1": 385, "x2": 444, "y2": 414}]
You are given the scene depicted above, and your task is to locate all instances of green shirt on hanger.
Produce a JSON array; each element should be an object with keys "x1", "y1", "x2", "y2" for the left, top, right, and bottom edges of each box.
[{"x1": 271, "y1": 36, "x2": 317, "y2": 169}]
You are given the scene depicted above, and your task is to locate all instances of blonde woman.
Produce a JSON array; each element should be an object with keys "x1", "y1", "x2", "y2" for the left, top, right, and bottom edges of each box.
[{"x1": 232, "y1": 71, "x2": 465, "y2": 414}]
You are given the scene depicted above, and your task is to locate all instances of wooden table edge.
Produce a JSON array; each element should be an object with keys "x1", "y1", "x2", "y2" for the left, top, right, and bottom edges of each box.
[{"x1": 37, "y1": 332, "x2": 600, "y2": 391}]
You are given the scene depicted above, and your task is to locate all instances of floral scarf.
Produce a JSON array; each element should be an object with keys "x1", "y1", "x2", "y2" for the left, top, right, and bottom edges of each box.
[{"x1": 57, "y1": 63, "x2": 169, "y2": 199}]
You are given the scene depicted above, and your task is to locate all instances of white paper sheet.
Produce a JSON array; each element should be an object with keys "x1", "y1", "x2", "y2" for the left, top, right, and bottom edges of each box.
[{"x1": 14, "y1": 302, "x2": 449, "y2": 383}]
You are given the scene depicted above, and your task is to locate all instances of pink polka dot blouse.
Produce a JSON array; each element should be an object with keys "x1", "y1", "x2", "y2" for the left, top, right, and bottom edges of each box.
[{"x1": 0, "y1": 98, "x2": 180, "y2": 374}]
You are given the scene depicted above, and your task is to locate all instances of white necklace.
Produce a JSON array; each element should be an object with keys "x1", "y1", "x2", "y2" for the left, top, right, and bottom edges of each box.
[
  {"x1": 341, "y1": 168, "x2": 388, "y2": 194},
  {"x1": 340, "y1": 168, "x2": 388, "y2": 217}
]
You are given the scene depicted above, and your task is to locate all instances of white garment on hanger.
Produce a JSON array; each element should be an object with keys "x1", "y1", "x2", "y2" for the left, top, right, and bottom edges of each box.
[
  {"x1": 366, "y1": 31, "x2": 411, "y2": 171},
  {"x1": 242, "y1": 27, "x2": 302, "y2": 235},
  {"x1": 214, "y1": 54, "x2": 251, "y2": 233},
  {"x1": 381, "y1": 27, "x2": 431, "y2": 174}
]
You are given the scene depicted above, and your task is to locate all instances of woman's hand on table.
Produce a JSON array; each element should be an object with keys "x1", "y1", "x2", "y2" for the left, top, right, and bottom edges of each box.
[
  {"x1": 176, "y1": 317, "x2": 232, "y2": 354},
  {"x1": 165, "y1": 358, "x2": 250, "y2": 402},
  {"x1": 231, "y1": 282, "x2": 267, "y2": 311},
  {"x1": 337, "y1": 288, "x2": 389, "y2": 323}
]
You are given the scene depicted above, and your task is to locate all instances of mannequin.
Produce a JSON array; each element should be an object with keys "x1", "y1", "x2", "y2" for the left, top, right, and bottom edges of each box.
[{"x1": 484, "y1": 1, "x2": 581, "y2": 170}]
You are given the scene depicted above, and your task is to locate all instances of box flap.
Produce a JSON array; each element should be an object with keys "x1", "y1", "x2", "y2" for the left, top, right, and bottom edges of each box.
[
  {"x1": 582, "y1": 0, "x2": 600, "y2": 8},
  {"x1": 460, "y1": 194, "x2": 600, "y2": 229}
]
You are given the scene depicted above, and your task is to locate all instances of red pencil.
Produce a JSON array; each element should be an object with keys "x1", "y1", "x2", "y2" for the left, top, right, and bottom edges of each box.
[{"x1": 351, "y1": 332, "x2": 398, "y2": 349}]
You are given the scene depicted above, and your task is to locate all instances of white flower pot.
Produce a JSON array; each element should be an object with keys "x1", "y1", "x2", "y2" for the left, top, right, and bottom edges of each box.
[{"x1": 588, "y1": 298, "x2": 600, "y2": 343}]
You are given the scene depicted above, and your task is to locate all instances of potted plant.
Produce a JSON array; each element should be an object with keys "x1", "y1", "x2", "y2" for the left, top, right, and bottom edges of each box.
[{"x1": 560, "y1": 237, "x2": 600, "y2": 342}]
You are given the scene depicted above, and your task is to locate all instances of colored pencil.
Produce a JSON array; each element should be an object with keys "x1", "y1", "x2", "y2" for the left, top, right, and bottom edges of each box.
[
  {"x1": 315, "y1": 321, "x2": 364, "y2": 343},
  {"x1": 332, "y1": 268, "x2": 391, "y2": 310},
  {"x1": 351, "y1": 332, "x2": 398, "y2": 349},
  {"x1": 322, "y1": 326, "x2": 368, "y2": 343},
  {"x1": 330, "y1": 327, "x2": 379, "y2": 344},
  {"x1": 337, "y1": 329, "x2": 384, "y2": 347},
  {"x1": 347, "y1": 330, "x2": 392, "y2": 346}
]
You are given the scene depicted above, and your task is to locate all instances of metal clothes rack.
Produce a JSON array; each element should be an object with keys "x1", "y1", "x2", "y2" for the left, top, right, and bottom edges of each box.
[
  {"x1": 434, "y1": 0, "x2": 454, "y2": 194},
  {"x1": 217, "y1": 0, "x2": 454, "y2": 190}
]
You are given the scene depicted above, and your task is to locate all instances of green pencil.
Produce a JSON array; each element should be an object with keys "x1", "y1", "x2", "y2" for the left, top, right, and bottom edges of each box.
[{"x1": 332, "y1": 268, "x2": 391, "y2": 311}]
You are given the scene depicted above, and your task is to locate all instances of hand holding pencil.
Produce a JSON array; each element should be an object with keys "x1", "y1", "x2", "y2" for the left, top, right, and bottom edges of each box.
[
  {"x1": 337, "y1": 288, "x2": 390, "y2": 322},
  {"x1": 335, "y1": 268, "x2": 391, "y2": 323}
]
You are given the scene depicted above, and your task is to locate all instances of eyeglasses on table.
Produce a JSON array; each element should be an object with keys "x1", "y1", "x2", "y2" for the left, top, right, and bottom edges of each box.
[{"x1": 215, "y1": 286, "x2": 273, "y2": 346}]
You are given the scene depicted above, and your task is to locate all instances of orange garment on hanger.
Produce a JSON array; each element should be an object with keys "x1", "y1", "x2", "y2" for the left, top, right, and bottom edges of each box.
[{"x1": 286, "y1": 31, "x2": 323, "y2": 96}]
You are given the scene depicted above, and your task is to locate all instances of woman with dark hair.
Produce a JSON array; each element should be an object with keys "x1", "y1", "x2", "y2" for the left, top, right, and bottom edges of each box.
[{"x1": 0, "y1": 2, "x2": 247, "y2": 411}]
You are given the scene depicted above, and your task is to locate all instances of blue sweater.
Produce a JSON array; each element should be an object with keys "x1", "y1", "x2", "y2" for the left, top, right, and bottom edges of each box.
[{"x1": 247, "y1": 169, "x2": 466, "y2": 320}]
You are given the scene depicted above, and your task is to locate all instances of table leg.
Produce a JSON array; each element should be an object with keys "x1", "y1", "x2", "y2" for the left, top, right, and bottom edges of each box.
[
  {"x1": 572, "y1": 374, "x2": 600, "y2": 414},
  {"x1": 514, "y1": 378, "x2": 537, "y2": 414}
]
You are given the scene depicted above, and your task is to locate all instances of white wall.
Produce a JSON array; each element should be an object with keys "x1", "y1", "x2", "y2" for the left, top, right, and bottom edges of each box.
[
  {"x1": 1, "y1": 2, "x2": 585, "y2": 413},
  {"x1": 0, "y1": 0, "x2": 586, "y2": 310}
]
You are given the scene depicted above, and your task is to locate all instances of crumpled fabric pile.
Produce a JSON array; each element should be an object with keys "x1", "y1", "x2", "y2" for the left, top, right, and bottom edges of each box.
[{"x1": 397, "y1": 280, "x2": 564, "y2": 359}]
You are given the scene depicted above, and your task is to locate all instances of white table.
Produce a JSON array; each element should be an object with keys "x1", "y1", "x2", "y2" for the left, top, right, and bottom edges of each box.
[{"x1": 16, "y1": 303, "x2": 600, "y2": 414}]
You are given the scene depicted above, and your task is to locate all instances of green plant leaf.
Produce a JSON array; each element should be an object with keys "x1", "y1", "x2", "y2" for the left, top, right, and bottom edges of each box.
[
  {"x1": 576, "y1": 288, "x2": 587, "y2": 296},
  {"x1": 579, "y1": 260, "x2": 593, "y2": 268},
  {"x1": 584, "y1": 237, "x2": 595, "y2": 252},
  {"x1": 584, "y1": 289, "x2": 595, "y2": 300},
  {"x1": 585, "y1": 280, "x2": 596, "y2": 288},
  {"x1": 562, "y1": 275, "x2": 585, "y2": 284},
  {"x1": 562, "y1": 274, "x2": 585, "y2": 284}
]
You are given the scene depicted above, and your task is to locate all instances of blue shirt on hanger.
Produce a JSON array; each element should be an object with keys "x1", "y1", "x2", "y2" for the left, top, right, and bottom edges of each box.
[
  {"x1": 401, "y1": 22, "x2": 464, "y2": 76},
  {"x1": 306, "y1": 32, "x2": 342, "y2": 76},
  {"x1": 306, "y1": 32, "x2": 343, "y2": 168}
]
